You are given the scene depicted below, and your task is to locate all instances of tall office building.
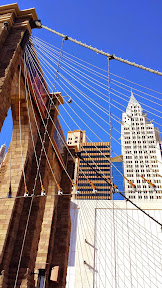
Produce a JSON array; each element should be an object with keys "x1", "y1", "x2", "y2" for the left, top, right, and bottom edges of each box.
[
  {"x1": 121, "y1": 92, "x2": 162, "y2": 200},
  {"x1": 67, "y1": 130, "x2": 87, "y2": 188},
  {"x1": 67, "y1": 131, "x2": 111, "y2": 199},
  {"x1": 67, "y1": 130, "x2": 86, "y2": 149}
]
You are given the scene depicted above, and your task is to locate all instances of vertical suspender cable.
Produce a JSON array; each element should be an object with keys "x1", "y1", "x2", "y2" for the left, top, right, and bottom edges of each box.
[
  {"x1": 126, "y1": 200, "x2": 133, "y2": 286},
  {"x1": 8, "y1": 134, "x2": 12, "y2": 198},
  {"x1": 108, "y1": 57, "x2": 112, "y2": 199},
  {"x1": 93, "y1": 208, "x2": 97, "y2": 288},
  {"x1": 18, "y1": 52, "x2": 28, "y2": 193},
  {"x1": 108, "y1": 57, "x2": 117, "y2": 288}
]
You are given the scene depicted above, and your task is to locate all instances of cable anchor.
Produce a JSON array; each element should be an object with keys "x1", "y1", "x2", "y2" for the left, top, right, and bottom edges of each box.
[
  {"x1": 72, "y1": 181, "x2": 80, "y2": 194},
  {"x1": 123, "y1": 175, "x2": 136, "y2": 189},
  {"x1": 106, "y1": 177, "x2": 118, "y2": 191},
  {"x1": 57, "y1": 184, "x2": 63, "y2": 195},
  {"x1": 24, "y1": 182, "x2": 29, "y2": 197},
  {"x1": 34, "y1": 20, "x2": 42, "y2": 29},
  {"x1": 40, "y1": 180, "x2": 46, "y2": 196},
  {"x1": 92, "y1": 189, "x2": 97, "y2": 194},
  {"x1": 108, "y1": 55, "x2": 114, "y2": 60},
  {"x1": 64, "y1": 35, "x2": 68, "y2": 41},
  {"x1": 86, "y1": 176, "x2": 97, "y2": 193},
  {"x1": 141, "y1": 175, "x2": 156, "y2": 188}
]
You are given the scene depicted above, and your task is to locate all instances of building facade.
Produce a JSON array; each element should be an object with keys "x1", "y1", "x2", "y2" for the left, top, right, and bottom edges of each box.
[
  {"x1": 0, "y1": 144, "x2": 6, "y2": 165},
  {"x1": 66, "y1": 199, "x2": 162, "y2": 288},
  {"x1": 67, "y1": 131, "x2": 111, "y2": 199},
  {"x1": 112, "y1": 155, "x2": 124, "y2": 200},
  {"x1": 121, "y1": 92, "x2": 162, "y2": 200},
  {"x1": 67, "y1": 130, "x2": 86, "y2": 149}
]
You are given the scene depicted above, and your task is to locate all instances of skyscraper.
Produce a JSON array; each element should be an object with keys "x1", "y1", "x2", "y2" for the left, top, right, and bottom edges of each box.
[
  {"x1": 121, "y1": 92, "x2": 162, "y2": 200},
  {"x1": 67, "y1": 130, "x2": 86, "y2": 148},
  {"x1": 67, "y1": 131, "x2": 111, "y2": 199}
]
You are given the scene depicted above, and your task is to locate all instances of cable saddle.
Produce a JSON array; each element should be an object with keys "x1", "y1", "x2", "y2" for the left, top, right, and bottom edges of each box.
[
  {"x1": 58, "y1": 190, "x2": 63, "y2": 195},
  {"x1": 41, "y1": 190, "x2": 46, "y2": 196},
  {"x1": 92, "y1": 189, "x2": 97, "y2": 194},
  {"x1": 24, "y1": 192, "x2": 29, "y2": 197}
]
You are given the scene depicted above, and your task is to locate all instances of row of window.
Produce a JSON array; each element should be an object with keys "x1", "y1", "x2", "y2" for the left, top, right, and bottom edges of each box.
[
  {"x1": 78, "y1": 177, "x2": 110, "y2": 181},
  {"x1": 131, "y1": 117, "x2": 144, "y2": 121},
  {"x1": 132, "y1": 127, "x2": 145, "y2": 130},
  {"x1": 78, "y1": 188, "x2": 110, "y2": 192},
  {"x1": 128, "y1": 195, "x2": 162, "y2": 199},
  {"x1": 82, "y1": 145, "x2": 110, "y2": 149},
  {"x1": 125, "y1": 150, "x2": 156, "y2": 155},
  {"x1": 81, "y1": 149, "x2": 110, "y2": 154},
  {"x1": 81, "y1": 155, "x2": 109, "y2": 159},
  {"x1": 78, "y1": 173, "x2": 110, "y2": 178},
  {"x1": 78, "y1": 183, "x2": 110, "y2": 187},
  {"x1": 146, "y1": 126, "x2": 153, "y2": 130},
  {"x1": 131, "y1": 113, "x2": 141, "y2": 116},
  {"x1": 79, "y1": 165, "x2": 110, "y2": 170},
  {"x1": 80, "y1": 160, "x2": 110, "y2": 164}
]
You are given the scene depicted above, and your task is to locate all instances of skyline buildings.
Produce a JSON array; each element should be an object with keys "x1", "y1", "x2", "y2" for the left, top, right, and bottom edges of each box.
[
  {"x1": 121, "y1": 92, "x2": 162, "y2": 200},
  {"x1": 67, "y1": 92, "x2": 162, "y2": 201},
  {"x1": 67, "y1": 130, "x2": 111, "y2": 199}
]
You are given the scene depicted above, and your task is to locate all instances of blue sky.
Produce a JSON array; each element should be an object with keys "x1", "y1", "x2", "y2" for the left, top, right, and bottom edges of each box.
[
  {"x1": 7, "y1": 0, "x2": 162, "y2": 71},
  {"x1": 0, "y1": 0, "x2": 162, "y2": 151},
  {"x1": 0, "y1": 1, "x2": 162, "y2": 201}
]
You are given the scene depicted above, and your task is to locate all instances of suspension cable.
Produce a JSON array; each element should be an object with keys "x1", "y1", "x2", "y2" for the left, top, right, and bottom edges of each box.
[
  {"x1": 29, "y1": 44, "x2": 162, "y2": 178},
  {"x1": 34, "y1": 21, "x2": 162, "y2": 76}
]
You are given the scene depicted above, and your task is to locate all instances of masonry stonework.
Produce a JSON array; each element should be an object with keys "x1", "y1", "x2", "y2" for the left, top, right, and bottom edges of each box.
[{"x1": 0, "y1": 4, "x2": 73, "y2": 287}]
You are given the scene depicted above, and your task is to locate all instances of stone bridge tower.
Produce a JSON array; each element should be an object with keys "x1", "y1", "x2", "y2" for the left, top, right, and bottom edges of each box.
[{"x1": 0, "y1": 4, "x2": 74, "y2": 287}]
